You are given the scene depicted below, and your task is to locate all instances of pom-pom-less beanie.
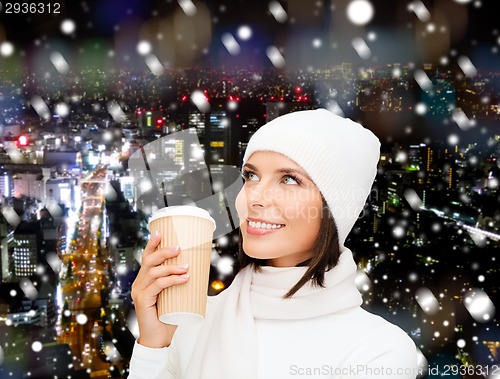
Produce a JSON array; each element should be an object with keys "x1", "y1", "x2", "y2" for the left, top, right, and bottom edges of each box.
[{"x1": 242, "y1": 108, "x2": 381, "y2": 249}]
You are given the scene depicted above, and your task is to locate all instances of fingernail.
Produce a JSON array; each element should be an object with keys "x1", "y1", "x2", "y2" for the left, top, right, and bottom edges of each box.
[
  {"x1": 179, "y1": 273, "x2": 189, "y2": 280},
  {"x1": 169, "y1": 245, "x2": 181, "y2": 252},
  {"x1": 178, "y1": 263, "x2": 189, "y2": 270}
]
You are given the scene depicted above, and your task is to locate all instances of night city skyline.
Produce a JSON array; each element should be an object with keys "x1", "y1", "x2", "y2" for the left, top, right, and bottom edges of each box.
[{"x1": 1, "y1": 1, "x2": 500, "y2": 378}]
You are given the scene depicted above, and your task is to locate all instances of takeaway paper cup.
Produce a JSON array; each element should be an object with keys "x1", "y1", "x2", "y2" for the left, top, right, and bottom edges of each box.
[{"x1": 148, "y1": 206, "x2": 216, "y2": 325}]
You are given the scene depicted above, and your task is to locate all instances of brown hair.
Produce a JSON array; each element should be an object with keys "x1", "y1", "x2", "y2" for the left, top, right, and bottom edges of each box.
[{"x1": 236, "y1": 196, "x2": 340, "y2": 299}]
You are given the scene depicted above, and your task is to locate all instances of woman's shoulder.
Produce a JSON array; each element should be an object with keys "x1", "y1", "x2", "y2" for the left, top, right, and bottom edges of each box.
[
  {"x1": 350, "y1": 308, "x2": 417, "y2": 358},
  {"x1": 354, "y1": 307, "x2": 413, "y2": 339}
]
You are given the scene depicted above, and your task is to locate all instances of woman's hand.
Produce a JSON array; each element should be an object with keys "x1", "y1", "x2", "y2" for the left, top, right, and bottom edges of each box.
[{"x1": 131, "y1": 233, "x2": 190, "y2": 348}]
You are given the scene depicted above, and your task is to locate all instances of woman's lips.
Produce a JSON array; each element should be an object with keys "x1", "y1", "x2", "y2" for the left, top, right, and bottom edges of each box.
[{"x1": 245, "y1": 219, "x2": 285, "y2": 236}]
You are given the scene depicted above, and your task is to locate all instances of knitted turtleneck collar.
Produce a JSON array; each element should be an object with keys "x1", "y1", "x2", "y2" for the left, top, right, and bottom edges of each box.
[
  {"x1": 251, "y1": 250, "x2": 362, "y2": 320},
  {"x1": 183, "y1": 248, "x2": 362, "y2": 379}
]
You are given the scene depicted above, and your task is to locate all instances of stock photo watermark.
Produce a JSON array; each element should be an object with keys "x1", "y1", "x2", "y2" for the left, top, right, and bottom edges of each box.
[{"x1": 289, "y1": 364, "x2": 423, "y2": 377}]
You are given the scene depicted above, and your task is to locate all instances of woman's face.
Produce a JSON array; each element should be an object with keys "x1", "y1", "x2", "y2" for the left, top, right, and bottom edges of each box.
[{"x1": 235, "y1": 151, "x2": 323, "y2": 267}]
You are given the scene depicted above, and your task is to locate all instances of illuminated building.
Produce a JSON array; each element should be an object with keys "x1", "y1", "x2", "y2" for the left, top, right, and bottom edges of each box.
[
  {"x1": 265, "y1": 101, "x2": 315, "y2": 122},
  {"x1": 137, "y1": 109, "x2": 165, "y2": 131},
  {"x1": 0, "y1": 170, "x2": 14, "y2": 198},
  {"x1": 205, "y1": 108, "x2": 233, "y2": 165},
  {"x1": 45, "y1": 178, "x2": 77, "y2": 210},
  {"x1": 13, "y1": 221, "x2": 43, "y2": 278},
  {"x1": 483, "y1": 341, "x2": 500, "y2": 360},
  {"x1": 238, "y1": 117, "x2": 260, "y2": 164},
  {"x1": 0, "y1": 213, "x2": 15, "y2": 282},
  {"x1": 13, "y1": 171, "x2": 44, "y2": 200}
]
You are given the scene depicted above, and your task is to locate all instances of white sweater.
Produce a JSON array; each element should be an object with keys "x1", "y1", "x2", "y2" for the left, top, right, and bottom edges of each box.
[{"x1": 129, "y1": 250, "x2": 419, "y2": 379}]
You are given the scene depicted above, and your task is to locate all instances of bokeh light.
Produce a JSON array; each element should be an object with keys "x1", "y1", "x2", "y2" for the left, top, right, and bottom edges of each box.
[
  {"x1": 347, "y1": 0, "x2": 374, "y2": 25},
  {"x1": 0, "y1": 42, "x2": 14, "y2": 57},
  {"x1": 137, "y1": 41, "x2": 152, "y2": 56},
  {"x1": 237, "y1": 25, "x2": 252, "y2": 40},
  {"x1": 60, "y1": 19, "x2": 76, "y2": 35}
]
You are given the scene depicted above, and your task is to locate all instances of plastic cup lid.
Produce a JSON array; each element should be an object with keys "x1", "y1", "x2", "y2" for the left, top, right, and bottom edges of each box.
[{"x1": 148, "y1": 205, "x2": 216, "y2": 230}]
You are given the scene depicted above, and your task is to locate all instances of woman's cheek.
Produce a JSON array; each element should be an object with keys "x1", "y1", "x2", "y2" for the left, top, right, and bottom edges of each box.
[{"x1": 235, "y1": 189, "x2": 248, "y2": 227}]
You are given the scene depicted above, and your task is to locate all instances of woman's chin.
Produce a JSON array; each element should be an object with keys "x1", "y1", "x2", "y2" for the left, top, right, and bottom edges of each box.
[{"x1": 242, "y1": 244, "x2": 274, "y2": 262}]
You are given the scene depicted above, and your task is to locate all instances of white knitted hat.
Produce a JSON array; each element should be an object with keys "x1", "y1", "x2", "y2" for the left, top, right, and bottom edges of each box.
[{"x1": 242, "y1": 108, "x2": 380, "y2": 249}]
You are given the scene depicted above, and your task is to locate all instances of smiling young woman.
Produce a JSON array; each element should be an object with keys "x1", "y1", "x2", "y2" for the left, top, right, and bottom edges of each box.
[
  {"x1": 129, "y1": 109, "x2": 419, "y2": 379},
  {"x1": 235, "y1": 151, "x2": 342, "y2": 299}
]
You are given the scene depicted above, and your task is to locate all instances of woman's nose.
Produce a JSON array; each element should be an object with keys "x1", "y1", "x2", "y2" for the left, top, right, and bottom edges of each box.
[{"x1": 247, "y1": 182, "x2": 273, "y2": 208}]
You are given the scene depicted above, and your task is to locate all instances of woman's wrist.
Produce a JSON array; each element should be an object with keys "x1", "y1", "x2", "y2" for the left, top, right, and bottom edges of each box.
[{"x1": 137, "y1": 335, "x2": 170, "y2": 349}]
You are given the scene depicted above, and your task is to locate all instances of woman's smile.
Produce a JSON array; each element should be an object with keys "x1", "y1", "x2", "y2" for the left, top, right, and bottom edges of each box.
[{"x1": 246, "y1": 217, "x2": 286, "y2": 235}]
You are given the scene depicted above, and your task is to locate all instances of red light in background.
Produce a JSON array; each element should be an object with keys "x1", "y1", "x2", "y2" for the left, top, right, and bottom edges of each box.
[
  {"x1": 181, "y1": 95, "x2": 188, "y2": 101},
  {"x1": 18, "y1": 135, "x2": 28, "y2": 146}
]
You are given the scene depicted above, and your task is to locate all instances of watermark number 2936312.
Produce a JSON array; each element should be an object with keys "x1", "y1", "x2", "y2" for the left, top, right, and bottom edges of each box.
[{"x1": 0, "y1": 2, "x2": 61, "y2": 14}]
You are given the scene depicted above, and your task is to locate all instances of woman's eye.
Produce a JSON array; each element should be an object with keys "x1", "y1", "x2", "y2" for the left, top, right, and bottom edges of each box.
[
  {"x1": 242, "y1": 171, "x2": 259, "y2": 181},
  {"x1": 283, "y1": 175, "x2": 299, "y2": 185}
]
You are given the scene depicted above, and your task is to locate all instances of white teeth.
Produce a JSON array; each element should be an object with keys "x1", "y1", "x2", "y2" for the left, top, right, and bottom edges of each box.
[{"x1": 248, "y1": 220, "x2": 284, "y2": 229}]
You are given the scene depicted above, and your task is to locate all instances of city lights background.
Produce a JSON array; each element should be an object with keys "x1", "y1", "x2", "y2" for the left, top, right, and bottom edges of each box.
[{"x1": 1, "y1": 0, "x2": 500, "y2": 378}]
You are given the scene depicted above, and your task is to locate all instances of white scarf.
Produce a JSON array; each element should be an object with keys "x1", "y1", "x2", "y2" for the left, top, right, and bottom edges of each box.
[{"x1": 183, "y1": 248, "x2": 362, "y2": 379}]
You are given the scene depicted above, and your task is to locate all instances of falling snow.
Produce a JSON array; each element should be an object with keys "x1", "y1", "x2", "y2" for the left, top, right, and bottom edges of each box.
[
  {"x1": 352, "y1": 37, "x2": 371, "y2": 60},
  {"x1": 414, "y1": 69, "x2": 433, "y2": 91},
  {"x1": 137, "y1": 41, "x2": 152, "y2": 56},
  {"x1": 30, "y1": 95, "x2": 51, "y2": 121},
  {"x1": 19, "y1": 278, "x2": 38, "y2": 300},
  {"x1": 60, "y1": 19, "x2": 77, "y2": 35},
  {"x1": 191, "y1": 90, "x2": 210, "y2": 112},
  {"x1": 145, "y1": 54, "x2": 165, "y2": 76},
  {"x1": 0, "y1": 1, "x2": 498, "y2": 377},
  {"x1": 75, "y1": 313, "x2": 88, "y2": 325},
  {"x1": 464, "y1": 289, "x2": 496, "y2": 322},
  {"x1": 178, "y1": 0, "x2": 197, "y2": 16},
  {"x1": 266, "y1": 46, "x2": 285, "y2": 68},
  {"x1": 50, "y1": 51, "x2": 70, "y2": 74},
  {"x1": 221, "y1": 33, "x2": 241, "y2": 56},
  {"x1": 0, "y1": 41, "x2": 14, "y2": 57},
  {"x1": 452, "y1": 108, "x2": 474, "y2": 131},
  {"x1": 31, "y1": 341, "x2": 42, "y2": 353},
  {"x1": 54, "y1": 102, "x2": 70, "y2": 118},
  {"x1": 408, "y1": 1, "x2": 431, "y2": 22},
  {"x1": 216, "y1": 256, "x2": 234, "y2": 276},
  {"x1": 457, "y1": 55, "x2": 478, "y2": 77},
  {"x1": 416, "y1": 287, "x2": 439, "y2": 315},
  {"x1": 268, "y1": 1, "x2": 288, "y2": 23},
  {"x1": 237, "y1": 25, "x2": 252, "y2": 41},
  {"x1": 347, "y1": 0, "x2": 374, "y2": 25},
  {"x1": 107, "y1": 100, "x2": 127, "y2": 123}
]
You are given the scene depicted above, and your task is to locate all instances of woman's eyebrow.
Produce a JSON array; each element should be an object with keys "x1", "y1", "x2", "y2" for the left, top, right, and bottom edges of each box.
[
  {"x1": 242, "y1": 163, "x2": 312, "y2": 181},
  {"x1": 242, "y1": 163, "x2": 259, "y2": 172},
  {"x1": 275, "y1": 168, "x2": 312, "y2": 181}
]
